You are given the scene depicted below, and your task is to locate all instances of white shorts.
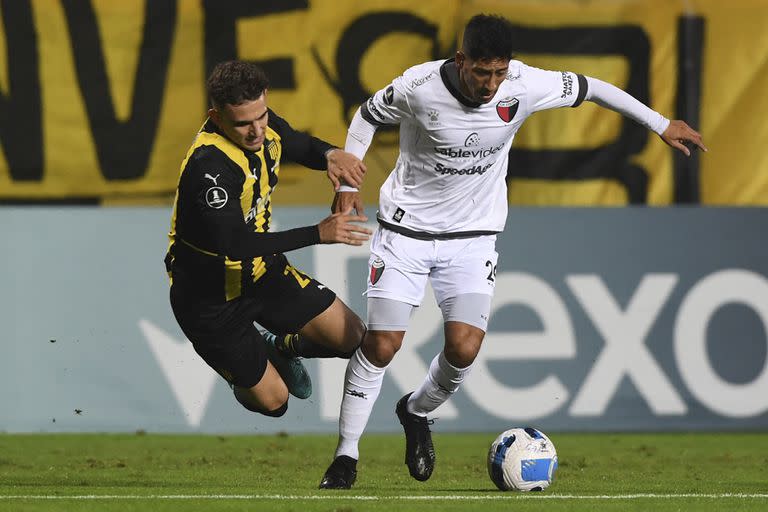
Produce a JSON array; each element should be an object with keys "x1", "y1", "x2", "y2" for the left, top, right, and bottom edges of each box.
[{"x1": 366, "y1": 227, "x2": 499, "y2": 307}]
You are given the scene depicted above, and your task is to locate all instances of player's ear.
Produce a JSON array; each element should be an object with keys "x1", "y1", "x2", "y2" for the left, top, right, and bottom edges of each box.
[
  {"x1": 455, "y1": 50, "x2": 465, "y2": 68},
  {"x1": 208, "y1": 107, "x2": 221, "y2": 125}
]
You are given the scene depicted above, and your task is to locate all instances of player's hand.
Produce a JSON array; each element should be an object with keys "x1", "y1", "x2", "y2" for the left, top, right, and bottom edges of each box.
[
  {"x1": 332, "y1": 191, "x2": 365, "y2": 216},
  {"x1": 660, "y1": 120, "x2": 708, "y2": 156},
  {"x1": 317, "y1": 208, "x2": 371, "y2": 246},
  {"x1": 326, "y1": 149, "x2": 367, "y2": 190}
]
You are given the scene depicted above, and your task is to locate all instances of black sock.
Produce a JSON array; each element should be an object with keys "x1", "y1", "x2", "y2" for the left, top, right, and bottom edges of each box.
[{"x1": 279, "y1": 334, "x2": 356, "y2": 359}]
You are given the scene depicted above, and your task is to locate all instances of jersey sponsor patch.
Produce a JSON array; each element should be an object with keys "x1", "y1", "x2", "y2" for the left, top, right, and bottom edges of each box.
[
  {"x1": 370, "y1": 257, "x2": 385, "y2": 285},
  {"x1": 205, "y1": 187, "x2": 228, "y2": 209},
  {"x1": 465, "y1": 132, "x2": 480, "y2": 147},
  {"x1": 393, "y1": 207, "x2": 405, "y2": 222},
  {"x1": 408, "y1": 71, "x2": 436, "y2": 89},
  {"x1": 367, "y1": 97, "x2": 386, "y2": 121},
  {"x1": 560, "y1": 71, "x2": 574, "y2": 99},
  {"x1": 496, "y1": 98, "x2": 519, "y2": 123},
  {"x1": 384, "y1": 85, "x2": 395, "y2": 105}
]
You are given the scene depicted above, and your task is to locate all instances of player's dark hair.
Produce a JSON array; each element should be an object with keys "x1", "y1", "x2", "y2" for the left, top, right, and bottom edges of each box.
[
  {"x1": 462, "y1": 14, "x2": 515, "y2": 61},
  {"x1": 206, "y1": 61, "x2": 269, "y2": 108}
]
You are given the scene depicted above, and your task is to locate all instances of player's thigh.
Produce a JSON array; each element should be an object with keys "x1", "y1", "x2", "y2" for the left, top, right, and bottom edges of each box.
[
  {"x1": 366, "y1": 227, "x2": 432, "y2": 305},
  {"x1": 170, "y1": 289, "x2": 270, "y2": 389},
  {"x1": 360, "y1": 297, "x2": 414, "y2": 365},
  {"x1": 252, "y1": 254, "x2": 337, "y2": 335},
  {"x1": 439, "y1": 292, "x2": 493, "y2": 332},
  {"x1": 299, "y1": 297, "x2": 366, "y2": 351},
  {"x1": 431, "y1": 235, "x2": 498, "y2": 304}
]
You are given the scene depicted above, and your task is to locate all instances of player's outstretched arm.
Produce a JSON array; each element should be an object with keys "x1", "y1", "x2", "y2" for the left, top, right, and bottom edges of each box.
[
  {"x1": 660, "y1": 120, "x2": 708, "y2": 156},
  {"x1": 583, "y1": 76, "x2": 707, "y2": 157},
  {"x1": 317, "y1": 208, "x2": 371, "y2": 246},
  {"x1": 328, "y1": 105, "x2": 380, "y2": 215}
]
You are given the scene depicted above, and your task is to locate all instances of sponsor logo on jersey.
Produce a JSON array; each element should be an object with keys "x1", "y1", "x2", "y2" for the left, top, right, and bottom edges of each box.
[
  {"x1": 392, "y1": 207, "x2": 405, "y2": 223},
  {"x1": 367, "y1": 97, "x2": 386, "y2": 121},
  {"x1": 465, "y1": 132, "x2": 480, "y2": 147},
  {"x1": 205, "y1": 187, "x2": 228, "y2": 209},
  {"x1": 409, "y1": 72, "x2": 436, "y2": 89},
  {"x1": 560, "y1": 71, "x2": 574, "y2": 99},
  {"x1": 245, "y1": 197, "x2": 263, "y2": 223},
  {"x1": 245, "y1": 207, "x2": 256, "y2": 223},
  {"x1": 496, "y1": 98, "x2": 519, "y2": 123},
  {"x1": 370, "y1": 257, "x2": 385, "y2": 285},
  {"x1": 435, "y1": 162, "x2": 494, "y2": 176},
  {"x1": 427, "y1": 108, "x2": 440, "y2": 125},
  {"x1": 204, "y1": 172, "x2": 220, "y2": 185},
  {"x1": 384, "y1": 85, "x2": 395, "y2": 105},
  {"x1": 434, "y1": 142, "x2": 505, "y2": 159}
]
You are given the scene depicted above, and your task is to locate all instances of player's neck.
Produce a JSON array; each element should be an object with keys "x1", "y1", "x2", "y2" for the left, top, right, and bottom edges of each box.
[{"x1": 444, "y1": 62, "x2": 474, "y2": 103}]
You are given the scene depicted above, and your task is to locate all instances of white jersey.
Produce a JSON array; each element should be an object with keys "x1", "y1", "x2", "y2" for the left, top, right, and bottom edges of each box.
[{"x1": 361, "y1": 59, "x2": 587, "y2": 236}]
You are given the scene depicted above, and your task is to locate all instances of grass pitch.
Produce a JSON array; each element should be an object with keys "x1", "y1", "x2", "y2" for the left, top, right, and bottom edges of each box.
[{"x1": 0, "y1": 432, "x2": 766, "y2": 511}]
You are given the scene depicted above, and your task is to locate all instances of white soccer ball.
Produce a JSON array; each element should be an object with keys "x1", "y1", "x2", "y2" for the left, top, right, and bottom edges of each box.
[{"x1": 487, "y1": 427, "x2": 558, "y2": 491}]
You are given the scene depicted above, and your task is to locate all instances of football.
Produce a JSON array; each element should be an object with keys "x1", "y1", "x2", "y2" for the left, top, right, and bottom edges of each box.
[{"x1": 487, "y1": 427, "x2": 558, "y2": 491}]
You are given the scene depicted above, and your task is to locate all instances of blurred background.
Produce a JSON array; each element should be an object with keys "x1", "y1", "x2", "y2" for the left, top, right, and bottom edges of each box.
[{"x1": 1, "y1": 0, "x2": 766, "y2": 434}]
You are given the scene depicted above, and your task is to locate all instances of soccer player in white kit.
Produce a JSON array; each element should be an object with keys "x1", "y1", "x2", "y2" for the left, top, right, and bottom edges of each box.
[{"x1": 319, "y1": 14, "x2": 707, "y2": 489}]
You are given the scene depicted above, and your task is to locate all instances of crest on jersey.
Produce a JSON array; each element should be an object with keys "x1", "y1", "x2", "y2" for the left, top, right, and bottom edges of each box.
[
  {"x1": 370, "y1": 257, "x2": 385, "y2": 285},
  {"x1": 496, "y1": 98, "x2": 519, "y2": 123},
  {"x1": 205, "y1": 187, "x2": 228, "y2": 209},
  {"x1": 267, "y1": 139, "x2": 279, "y2": 160}
]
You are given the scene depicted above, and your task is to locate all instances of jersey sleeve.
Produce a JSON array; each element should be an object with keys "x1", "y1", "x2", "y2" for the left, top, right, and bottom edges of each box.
[
  {"x1": 360, "y1": 75, "x2": 413, "y2": 126},
  {"x1": 267, "y1": 108, "x2": 335, "y2": 170},
  {"x1": 522, "y1": 64, "x2": 588, "y2": 113},
  {"x1": 180, "y1": 150, "x2": 320, "y2": 260}
]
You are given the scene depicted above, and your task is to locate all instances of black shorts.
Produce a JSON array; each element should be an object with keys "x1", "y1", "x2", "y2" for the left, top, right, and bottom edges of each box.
[{"x1": 170, "y1": 254, "x2": 336, "y2": 388}]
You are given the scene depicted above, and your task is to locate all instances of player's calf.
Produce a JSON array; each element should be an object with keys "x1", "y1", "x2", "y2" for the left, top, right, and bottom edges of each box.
[{"x1": 274, "y1": 333, "x2": 358, "y2": 359}]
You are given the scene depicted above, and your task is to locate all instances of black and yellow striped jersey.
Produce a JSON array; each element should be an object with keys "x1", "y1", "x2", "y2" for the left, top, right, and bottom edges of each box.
[{"x1": 165, "y1": 109, "x2": 334, "y2": 301}]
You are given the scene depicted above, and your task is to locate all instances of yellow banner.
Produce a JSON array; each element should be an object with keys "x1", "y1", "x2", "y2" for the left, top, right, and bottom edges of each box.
[{"x1": 0, "y1": 0, "x2": 765, "y2": 205}]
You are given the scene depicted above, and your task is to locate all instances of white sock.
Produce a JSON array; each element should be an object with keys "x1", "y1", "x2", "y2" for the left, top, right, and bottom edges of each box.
[
  {"x1": 335, "y1": 348, "x2": 387, "y2": 460},
  {"x1": 408, "y1": 351, "x2": 472, "y2": 416}
]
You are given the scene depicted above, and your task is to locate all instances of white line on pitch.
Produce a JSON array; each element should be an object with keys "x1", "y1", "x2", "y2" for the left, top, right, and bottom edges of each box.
[{"x1": 0, "y1": 494, "x2": 767, "y2": 500}]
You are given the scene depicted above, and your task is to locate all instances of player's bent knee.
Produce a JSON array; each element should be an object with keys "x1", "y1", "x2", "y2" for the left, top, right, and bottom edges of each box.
[
  {"x1": 444, "y1": 342, "x2": 481, "y2": 368},
  {"x1": 261, "y1": 401, "x2": 288, "y2": 418},
  {"x1": 362, "y1": 331, "x2": 402, "y2": 366},
  {"x1": 444, "y1": 333, "x2": 484, "y2": 366},
  {"x1": 340, "y1": 324, "x2": 366, "y2": 356},
  {"x1": 233, "y1": 385, "x2": 289, "y2": 416},
  {"x1": 233, "y1": 389, "x2": 288, "y2": 417}
]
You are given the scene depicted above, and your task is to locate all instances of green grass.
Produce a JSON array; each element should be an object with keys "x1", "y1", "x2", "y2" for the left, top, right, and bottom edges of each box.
[{"x1": 0, "y1": 432, "x2": 766, "y2": 511}]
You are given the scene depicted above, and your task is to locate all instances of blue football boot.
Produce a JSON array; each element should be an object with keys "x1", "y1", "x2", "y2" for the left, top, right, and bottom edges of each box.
[{"x1": 262, "y1": 331, "x2": 312, "y2": 399}]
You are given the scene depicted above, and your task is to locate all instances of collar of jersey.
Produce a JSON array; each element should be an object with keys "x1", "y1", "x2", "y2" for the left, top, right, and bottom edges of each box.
[
  {"x1": 201, "y1": 118, "x2": 265, "y2": 156},
  {"x1": 439, "y1": 58, "x2": 482, "y2": 109}
]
